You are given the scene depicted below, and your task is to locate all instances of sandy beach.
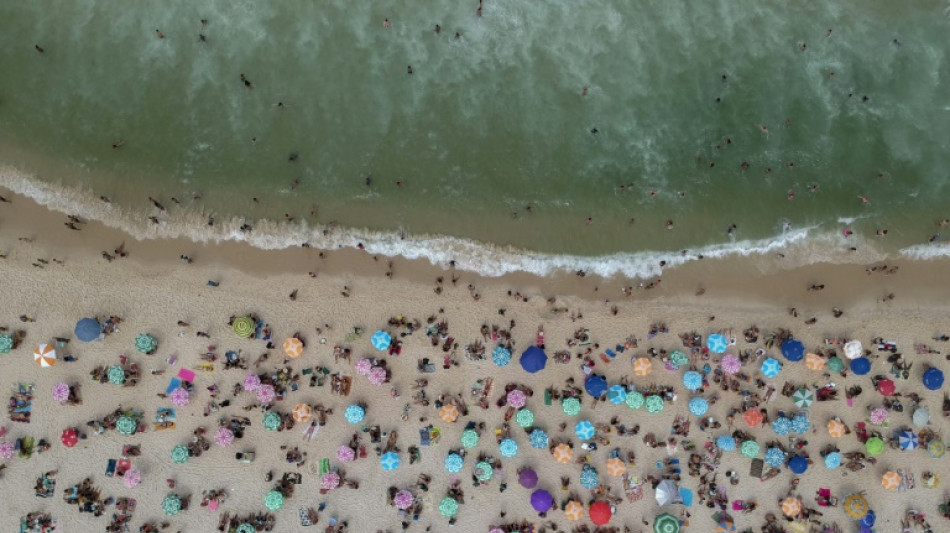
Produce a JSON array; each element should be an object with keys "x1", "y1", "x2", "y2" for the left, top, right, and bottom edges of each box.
[{"x1": 1, "y1": 188, "x2": 949, "y2": 533}]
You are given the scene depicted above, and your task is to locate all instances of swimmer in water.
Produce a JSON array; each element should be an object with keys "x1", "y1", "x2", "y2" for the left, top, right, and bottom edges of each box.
[
  {"x1": 858, "y1": 195, "x2": 869, "y2": 205},
  {"x1": 757, "y1": 124, "x2": 770, "y2": 137},
  {"x1": 787, "y1": 190, "x2": 795, "y2": 201},
  {"x1": 383, "y1": 18, "x2": 391, "y2": 29}
]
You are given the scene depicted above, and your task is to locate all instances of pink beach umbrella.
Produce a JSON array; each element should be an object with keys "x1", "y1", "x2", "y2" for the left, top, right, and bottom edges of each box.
[
  {"x1": 123, "y1": 468, "x2": 142, "y2": 489},
  {"x1": 507, "y1": 389, "x2": 527, "y2": 409},
  {"x1": 393, "y1": 490, "x2": 414, "y2": 510},
  {"x1": 214, "y1": 427, "x2": 235, "y2": 447},
  {"x1": 869, "y1": 407, "x2": 889, "y2": 425},
  {"x1": 243, "y1": 373, "x2": 261, "y2": 392},
  {"x1": 721, "y1": 354, "x2": 741, "y2": 375},
  {"x1": 0, "y1": 441, "x2": 15, "y2": 460},
  {"x1": 368, "y1": 366, "x2": 387, "y2": 386},
  {"x1": 337, "y1": 445, "x2": 356, "y2": 463},
  {"x1": 257, "y1": 384, "x2": 276, "y2": 404},
  {"x1": 489, "y1": 528, "x2": 505, "y2": 533},
  {"x1": 321, "y1": 471, "x2": 341, "y2": 490},
  {"x1": 52, "y1": 382, "x2": 70, "y2": 403},
  {"x1": 170, "y1": 387, "x2": 190, "y2": 407},
  {"x1": 355, "y1": 358, "x2": 373, "y2": 376}
]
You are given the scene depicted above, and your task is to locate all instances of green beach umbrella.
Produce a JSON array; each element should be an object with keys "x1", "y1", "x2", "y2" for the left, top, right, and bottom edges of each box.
[
  {"x1": 792, "y1": 388, "x2": 814, "y2": 408},
  {"x1": 653, "y1": 512, "x2": 680, "y2": 533},
  {"x1": 460, "y1": 429, "x2": 479, "y2": 449},
  {"x1": 475, "y1": 461, "x2": 494, "y2": 481},
  {"x1": 134, "y1": 333, "x2": 157, "y2": 354},
  {"x1": 234, "y1": 524, "x2": 256, "y2": 533},
  {"x1": 170, "y1": 445, "x2": 189, "y2": 464},
  {"x1": 107, "y1": 365, "x2": 126, "y2": 385},
  {"x1": 116, "y1": 416, "x2": 138, "y2": 435},
  {"x1": 439, "y1": 497, "x2": 459, "y2": 518},
  {"x1": 865, "y1": 437, "x2": 884, "y2": 457},
  {"x1": 265, "y1": 490, "x2": 284, "y2": 511},
  {"x1": 827, "y1": 357, "x2": 844, "y2": 373},
  {"x1": 233, "y1": 316, "x2": 255, "y2": 338},
  {"x1": 562, "y1": 397, "x2": 581, "y2": 416},
  {"x1": 669, "y1": 350, "x2": 689, "y2": 368},
  {"x1": 645, "y1": 395, "x2": 664, "y2": 414},
  {"x1": 162, "y1": 494, "x2": 182, "y2": 516},
  {"x1": 625, "y1": 390, "x2": 645, "y2": 410},
  {"x1": 740, "y1": 440, "x2": 760, "y2": 458},
  {"x1": 0, "y1": 333, "x2": 13, "y2": 353},
  {"x1": 263, "y1": 411, "x2": 282, "y2": 431},
  {"x1": 515, "y1": 408, "x2": 535, "y2": 428}
]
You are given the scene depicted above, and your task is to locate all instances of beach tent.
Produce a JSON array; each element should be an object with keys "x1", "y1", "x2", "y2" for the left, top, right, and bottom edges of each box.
[
  {"x1": 584, "y1": 375, "x2": 607, "y2": 398},
  {"x1": 530, "y1": 489, "x2": 554, "y2": 513},
  {"x1": 589, "y1": 501, "x2": 612, "y2": 526},
  {"x1": 781, "y1": 339, "x2": 805, "y2": 362},
  {"x1": 520, "y1": 346, "x2": 548, "y2": 373},
  {"x1": 923, "y1": 367, "x2": 944, "y2": 391},
  {"x1": 74, "y1": 318, "x2": 102, "y2": 342},
  {"x1": 850, "y1": 357, "x2": 871, "y2": 376}
]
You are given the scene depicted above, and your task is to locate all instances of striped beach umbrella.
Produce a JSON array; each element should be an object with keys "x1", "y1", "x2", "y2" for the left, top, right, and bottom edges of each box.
[
  {"x1": 898, "y1": 430, "x2": 918, "y2": 450},
  {"x1": 232, "y1": 316, "x2": 254, "y2": 338},
  {"x1": 653, "y1": 512, "x2": 680, "y2": 533},
  {"x1": 33, "y1": 344, "x2": 56, "y2": 368},
  {"x1": 792, "y1": 388, "x2": 814, "y2": 408},
  {"x1": 562, "y1": 397, "x2": 581, "y2": 416}
]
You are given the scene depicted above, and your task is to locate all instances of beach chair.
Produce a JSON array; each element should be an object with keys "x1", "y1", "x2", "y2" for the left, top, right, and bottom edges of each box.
[{"x1": 105, "y1": 459, "x2": 117, "y2": 477}]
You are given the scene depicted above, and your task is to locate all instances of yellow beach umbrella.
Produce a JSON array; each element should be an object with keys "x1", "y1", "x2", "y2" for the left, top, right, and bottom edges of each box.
[
  {"x1": 283, "y1": 337, "x2": 304, "y2": 358},
  {"x1": 439, "y1": 404, "x2": 459, "y2": 423},
  {"x1": 553, "y1": 443, "x2": 573, "y2": 464},
  {"x1": 633, "y1": 357, "x2": 652, "y2": 376},
  {"x1": 843, "y1": 493, "x2": 868, "y2": 519}
]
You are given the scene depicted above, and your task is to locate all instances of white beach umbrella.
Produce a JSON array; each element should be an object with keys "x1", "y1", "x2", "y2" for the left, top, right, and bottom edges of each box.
[{"x1": 844, "y1": 341, "x2": 863, "y2": 360}]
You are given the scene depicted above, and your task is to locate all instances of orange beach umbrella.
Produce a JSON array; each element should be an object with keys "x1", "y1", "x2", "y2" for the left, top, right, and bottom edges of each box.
[{"x1": 283, "y1": 337, "x2": 304, "y2": 358}]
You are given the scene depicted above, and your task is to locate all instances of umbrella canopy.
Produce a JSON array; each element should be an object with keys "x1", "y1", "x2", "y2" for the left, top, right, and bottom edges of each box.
[
  {"x1": 791, "y1": 415, "x2": 810, "y2": 434},
  {"x1": 491, "y1": 346, "x2": 511, "y2": 366},
  {"x1": 232, "y1": 316, "x2": 255, "y2": 338},
  {"x1": 367, "y1": 366, "x2": 387, "y2": 385},
  {"x1": 439, "y1": 497, "x2": 459, "y2": 518},
  {"x1": 827, "y1": 356, "x2": 844, "y2": 372},
  {"x1": 134, "y1": 333, "x2": 157, "y2": 354},
  {"x1": 761, "y1": 358, "x2": 781, "y2": 378},
  {"x1": 869, "y1": 407, "x2": 889, "y2": 425},
  {"x1": 740, "y1": 440, "x2": 760, "y2": 458},
  {"x1": 553, "y1": 443, "x2": 573, "y2": 463},
  {"x1": 439, "y1": 404, "x2": 459, "y2": 423},
  {"x1": 865, "y1": 437, "x2": 884, "y2": 456},
  {"x1": 564, "y1": 500, "x2": 584, "y2": 521},
  {"x1": 344, "y1": 404, "x2": 365, "y2": 424},
  {"x1": 717, "y1": 518, "x2": 736, "y2": 533},
  {"x1": 393, "y1": 490, "x2": 414, "y2": 510},
  {"x1": 923, "y1": 367, "x2": 945, "y2": 391},
  {"x1": 607, "y1": 384, "x2": 627, "y2": 404},
  {"x1": 0, "y1": 333, "x2": 13, "y2": 353},
  {"x1": 61, "y1": 427, "x2": 78, "y2": 448},
  {"x1": 283, "y1": 337, "x2": 303, "y2": 358},
  {"x1": 688, "y1": 397, "x2": 708, "y2": 416},
  {"x1": 256, "y1": 383, "x2": 276, "y2": 403},
  {"x1": 520, "y1": 346, "x2": 548, "y2": 373},
  {"x1": 380, "y1": 451, "x2": 400, "y2": 471},
  {"x1": 589, "y1": 501, "x2": 612, "y2": 526},
  {"x1": 515, "y1": 408, "x2": 535, "y2": 428},
  {"x1": 827, "y1": 419, "x2": 846, "y2": 438},
  {"x1": 743, "y1": 409, "x2": 764, "y2": 427},
  {"x1": 107, "y1": 365, "x2": 126, "y2": 385},
  {"x1": 844, "y1": 340, "x2": 863, "y2": 359},
  {"x1": 847, "y1": 358, "x2": 872, "y2": 378},
  {"x1": 860, "y1": 510, "x2": 876, "y2": 528},
  {"x1": 913, "y1": 407, "x2": 930, "y2": 427},
  {"x1": 531, "y1": 489, "x2": 554, "y2": 513},
  {"x1": 235, "y1": 525, "x2": 255, "y2": 533},
  {"x1": 243, "y1": 373, "x2": 261, "y2": 391},
  {"x1": 575, "y1": 421, "x2": 596, "y2": 440},
  {"x1": 321, "y1": 471, "x2": 341, "y2": 490},
  {"x1": 475, "y1": 461, "x2": 493, "y2": 481},
  {"x1": 625, "y1": 391, "x2": 645, "y2": 410},
  {"x1": 655, "y1": 479, "x2": 679, "y2": 506},
  {"x1": 292, "y1": 403, "x2": 312, "y2": 423},
  {"x1": 787, "y1": 455, "x2": 808, "y2": 474},
  {"x1": 877, "y1": 379, "x2": 896, "y2": 396},
  {"x1": 881, "y1": 471, "x2": 901, "y2": 490},
  {"x1": 337, "y1": 445, "x2": 355, "y2": 462},
  {"x1": 499, "y1": 438, "x2": 519, "y2": 458},
  {"x1": 34, "y1": 344, "x2": 57, "y2": 368},
  {"x1": 215, "y1": 427, "x2": 235, "y2": 447},
  {"x1": 606, "y1": 457, "x2": 627, "y2": 476},
  {"x1": 264, "y1": 490, "x2": 284, "y2": 511},
  {"x1": 507, "y1": 389, "x2": 527, "y2": 408},
  {"x1": 355, "y1": 358, "x2": 373, "y2": 375},
  {"x1": 519, "y1": 468, "x2": 538, "y2": 488},
  {"x1": 52, "y1": 382, "x2": 70, "y2": 403},
  {"x1": 824, "y1": 451, "x2": 842, "y2": 469},
  {"x1": 772, "y1": 417, "x2": 792, "y2": 436},
  {"x1": 670, "y1": 350, "x2": 689, "y2": 368},
  {"x1": 792, "y1": 388, "x2": 814, "y2": 408},
  {"x1": 653, "y1": 512, "x2": 680, "y2": 533},
  {"x1": 529, "y1": 428, "x2": 549, "y2": 449},
  {"x1": 765, "y1": 448, "x2": 785, "y2": 467},
  {"x1": 843, "y1": 493, "x2": 868, "y2": 519},
  {"x1": 371, "y1": 330, "x2": 391, "y2": 351},
  {"x1": 928, "y1": 439, "x2": 946, "y2": 458},
  {"x1": 444, "y1": 453, "x2": 464, "y2": 473},
  {"x1": 720, "y1": 353, "x2": 741, "y2": 375},
  {"x1": 170, "y1": 445, "x2": 189, "y2": 464},
  {"x1": 584, "y1": 375, "x2": 607, "y2": 397},
  {"x1": 633, "y1": 357, "x2": 653, "y2": 376},
  {"x1": 579, "y1": 465, "x2": 599, "y2": 489},
  {"x1": 162, "y1": 494, "x2": 182, "y2": 515},
  {"x1": 781, "y1": 497, "x2": 802, "y2": 517},
  {"x1": 716, "y1": 435, "x2": 736, "y2": 451},
  {"x1": 74, "y1": 318, "x2": 101, "y2": 342},
  {"x1": 781, "y1": 339, "x2": 805, "y2": 362},
  {"x1": 461, "y1": 429, "x2": 479, "y2": 449},
  {"x1": 804, "y1": 353, "x2": 825, "y2": 371},
  {"x1": 682, "y1": 371, "x2": 703, "y2": 391},
  {"x1": 0, "y1": 441, "x2": 14, "y2": 460},
  {"x1": 562, "y1": 397, "x2": 581, "y2": 416},
  {"x1": 899, "y1": 430, "x2": 918, "y2": 450},
  {"x1": 262, "y1": 411, "x2": 281, "y2": 431},
  {"x1": 116, "y1": 416, "x2": 137, "y2": 435},
  {"x1": 645, "y1": 395, "x2": 664, "y2": 414},
  {"x1": 123, "y1": 468, "x2": 142, "y2": 488},
  {"x1": 706, "y1": 333, "x2": 728, "y2": 354}
]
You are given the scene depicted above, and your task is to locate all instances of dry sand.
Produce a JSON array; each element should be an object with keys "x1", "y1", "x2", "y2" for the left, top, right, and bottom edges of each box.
[{"x1": 0, "y1": 188, "x2": 948, "y2": 532}]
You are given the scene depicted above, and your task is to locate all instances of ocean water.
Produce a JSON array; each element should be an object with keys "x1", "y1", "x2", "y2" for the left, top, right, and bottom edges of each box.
[{"x1": 1, "y1": 0, "x2": 949, "y2": 277}]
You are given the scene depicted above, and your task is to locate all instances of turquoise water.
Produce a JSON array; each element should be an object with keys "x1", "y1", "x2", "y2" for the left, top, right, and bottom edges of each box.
[{"x1": 1, "y1": 0, "x2": 949, "y2": 275}]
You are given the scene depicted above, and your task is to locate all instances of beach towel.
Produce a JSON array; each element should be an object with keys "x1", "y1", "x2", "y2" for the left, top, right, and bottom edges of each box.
[{"x1": 177, "y1": 369, "x2": 195, "y2": 382}]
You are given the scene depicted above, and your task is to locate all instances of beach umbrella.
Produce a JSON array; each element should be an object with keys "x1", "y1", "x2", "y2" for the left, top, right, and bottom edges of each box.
[
  {"x1": 575, "y1": 420, "x2": 596, "y2": 440},
  {"x1": 850, "y1": 357, "x2": 871, "y2": 376},
  {"x1": 123, "y1": 468, "x2": 141, "y2": 489},
  {"x1": 827, "y1": 356, "x2": 844, "y2": 373},
  {"x1": 791, "y1": 415, "x2": 810, "y2": 434},
  {"x1": 626, "y1": 391, "x2": 645, "y2": 410},
  {"x1": 740, "y1": 440, "x2": 760, "y2": 458},
  {"x1": 75, "y1": 318, "x2": 101, "y2": 342},
  {"x1": 162, "y1": 494, "x2": 182, "y2": 515},
  {"x1": 519, "y1": 468, "x2": 539, "y2": 488},
  {"x1": 214, "y1": 427, "x2": 234, "y2": 447},
  {"x1": 499, "y1": 438, "x2": 519, "y2": 458},
  {"x1": 804, "y1": 353, "x2": 825, "y2": 371},
  {"x1": 439, "y1": 497, "x2": 459, "y2": 518},
  {"x1": 633, "y1": 357, "x2": 653, "y2": 376},
  {"x1": 283, "y1": 337, "x2": 303, "y2": 358},
  {"x1": 461, "y1": 429, "x2": 479, "y2": 449},
  {"x1": 824, "y1": 451, "x2": 841, "y2": 469},
  {"x1": 553, "y1": 443, "x2": 573, "y2": 463},
  {"x1": 262, "y1": 411, "x2": 281, "y2": 431},
  {"x1": 607, "y1": 384, "x2": 627, "y2": 404},
  {"x1": 531, "y1": 489, "x2": 554, "y2": 513},
  {"x1": 564, "y1": 500, "x2": 584, "y2": 521},
  {"x1": 781, "y1": 497, "x2": 802, "y2": 517},
  {"x1": 439, "y1": 404, "x2": 459, "y2": 423},
  {"x1": 344, "y1": 404, "x2": 365, "y2": 424},
  {"x1": 475, "y1": 461, "x2": 493, "y2": 481},
  {"x1": 865, "y1": 437, "x2": 884, "y2": 456},
  {"x1": 843, "y1": 493, "x2": 868, "y2": 519},
  {"x1": 492, "y1": 345, "x2": 511, "y2": 366},
  {"x1": 826, "y1": 419, "x2": 846, "y2": 438},
  {"x1": 0, "y1": 441, "x2": 13, "y2": 460},
  {"x1": 881, "y1": 471, "x2": 901, "y2": 490},
  {"x1": 606, "y1": 456, "x2": 627, "y2": 476},
  {"x1": 337, "y1": 445, "x2": 355, "y2": 463},
  {"x1": 928, "y1": 439, "x2": 945, "y2": 458},
  {"x1": 706, "y1": 333, "x2": 728, "y2": 354},
  {"x1": 507, "y1": 389, "x2": 527, "y2": 408},
  {"x1": 256, "y1": 384, "x2": 276, "y2": 404},
  {"x1": 772, "y1": 416, "x2": 791, "y2": 436},
  {"x1": 393, "y1": 490, "x2": 414, "y2": 510},
  {"x1": 243, "y1": 373, "x2": 261, "y2": 391},
  {"x1": 860, "y1": 510, "x2": 876, "y2": 528},
  {"x1": 0, "y1": 333, "x2": 14, "y2": 353},
  {"x1": 787, "y1": 455, "x2": 808, "y2": 474},
  {"x1": 898, "y1": 430, "x2": 918, "y2": 450},
  {"x1": 682, "y1": 371, "x2": 703, "y2": 391},
  {"x1": 913, "y1": 407, "x2": 930, "y2": 427},
  {"x1": 655, "y1": 479, "x2": 679, "y2": 506},
  {"x1": 235, "y1": 524, "x2": 255, "y2": 533},
  {"x1": 760, "y1": 358, "x2": 781, "y2": 378},
  {"x1": 670, "y1": 350, "x2": 689, "y2": 368},
  {"x1": 116, "y1": 416, "x2": 137, "y2": 435},
  {"x1": 444, "y1": 453, "x2": 464, "y2": 473},
  {"x1": 170, "y1": 445, "x2": 189, "y2": 464},
  {"x1": 321, "y1": 471, "x2": 341, "y2": 490},
  {"x1": 61, "y1": 428, "x2": 78, "y2": 448},
  {"x1": 515, "y1": 408, "x2": 534, "y2": 428},
  {"x1": 743, "y1": 409, "x2": 763, "y2": 427},
  {"x1": 354, "y1": 358, "x2": 373, "y2": 375},
  {"x1": 371, "y1": 330, "x2": 391, "y2": 351},
  {"x1": 107, "y1": 365, "x2": 126, "y2": 385},
  {"x1": 380, "y1": 451, "x2": 400, "y2": 471},
  {"x1": 717, "y1": 518, "x2": 736, "y2": 532},
  {"x1": 264, "y1": 490, "x2": 284, "y2": 511},
  {"x1": 765, "y1": 448, "x2": 785, "y2": 467},
  {"x1": 520, "y1": 346, "x2": 547, "y2": 373},
  {"x1": 562, "y1": 397, "x2": 581, "y2": 416},
  {"x1": 292, "y1": 403, "x2": 312, "y2": 423},
  {"x1": 645, "y1": 395, "x2": 664, "y2": 414},
  {"x1": 585, "y1": 375, "x2": 607, "y2": 397},
  {"x1": 781, "y1": 339, "x2": 804, "y2": 362},
  {"x1": 869, "y1": 407, "x2": 888, "y2": 425},
  {"x1": 923, "y1": 367, "x2": 945, "y2": 391},
  {"x1": 33, "y1": 344, "x2": 56, "y2": 368},
  {"x1": 653, "y1": 513, "x2": 679, "y2": 533},
  {"x1": 590, "y1": 501, "x2": 612, "y2": 526},
  {"x1": 716, "y1": 435, "x2": 736, "y2": 451},
  {"x1": 688, "y1": 397, "x2": 708, "y2": 416},
  {"x1": 720, "y1": 354, "x2": 741, "y2": 375},
  {"x1": 52, "y1": 382, "x2": 70, "y2": 403},
  {"x1": 170, "y1": 387, "x2": 190, "y2": 407},
  {"x1": 877, "y1": 378, "x2": 896, "y2": 396},
  {"x1": 579, "y1": 465, "x2": 599, "y2": 489},
  {"x1": 232, "y1": 316, "x2": 255, "y2": 338},
  {"x1": 792, "y1": 388, "x2": 814, "y2": 408},
  {"x1": 844, "y1": 340, "x2": 863, "y2": 359},
  {"x1": 368, "y1": 366, "x2": 387, "y2": 385},
  {"x1": 134, "y1": 334, "x2": 157, "y2": 354}
]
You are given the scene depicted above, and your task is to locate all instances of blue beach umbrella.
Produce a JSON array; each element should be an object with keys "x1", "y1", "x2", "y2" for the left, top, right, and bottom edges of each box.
[
  {"x1": 761, "y1": 358, "x2": 782, "y2": 378},
  {"x1": 765, "y1": 448, "x2": 785, "y2": 467},
  {"x1": 898, "y1": 430, "x2": 918, "y2": 450},
  {"x1": 706, "y1": 334, "x2": 728, "y2": 354},
  {"x1": 520, "y1": 346, "x2": 548, "y2": 373},
  {"x1": 529, "y1": 428, "x2": 549, "y2": 449},
  {"x1": 344, "y1": 404, "x2": 365, "y2": 424},
  {"x1": 74, "y1": 318, "x2": 102, "y2": 342},
  {"x1": 491, "y1": 346, "x2": 511, "y2": 367},
  {"x1": 380, "y1": 451, "x2": 400, "y2": 471},
  {"x1": 579, "y1": 465, "x2": 600, "y2": 489},
  {"x1": 860, "y1": 510, "x2": 876, "y2": 528},
  {"x1": 584, "y1": 375, "x2": 607, "y2": 398},
  {"x1": 787, "y1": 455, "x2": 808, "y2": 474},
  {"x1": 923, "y1": 367, "x2": 945, "y2": 391},
  {"x1": 444, "y1": 453, "x2": 464, "y2": 473},
  {"x1": 575, "y1": 420, "x2": 596, "y2": 440},
  {"x1": 791, "y1": 415, "x2": 810, "y2": 434},
  {"x1": 607, "y1": 385, "x2": 627, "y2": 404},
  {"x1": 824, "y1": 452, "x2": 841, "y2": 469},
  {"x1": 772, "y1": 417, "x2": 792, "y2": 436},
  {"x1": 781, "y1": 339, "x2": 805, "y2": 362},
  {"x1": 682, "y1": 371, "x2": 702, "y2": 391},
  {"x1": 499, "y1": 438, "x2": 519, "y2": 458},
  {"x1": 688, "y1": 397, "x2": 708, "y2": 416},
  {"x1": 371, "y1": 330, "x2": 391, "y2": 351},
  {"x1": 716, "y1": 435, "x2": 736, "y2": 451},
  {"x1": 850, "y1": 357, "x2": 871, "y2": 376}
]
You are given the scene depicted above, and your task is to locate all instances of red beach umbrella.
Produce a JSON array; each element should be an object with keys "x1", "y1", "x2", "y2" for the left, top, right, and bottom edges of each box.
[
  {"x1": 589, "y1": 500, "x2": 612, "y2": 525},
  {"x1": 61, "y1": 428, "x2": 79, "y2": 448},
  {"x1": 877, "y1": 379, "x2": 896, "y2": 396}
]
